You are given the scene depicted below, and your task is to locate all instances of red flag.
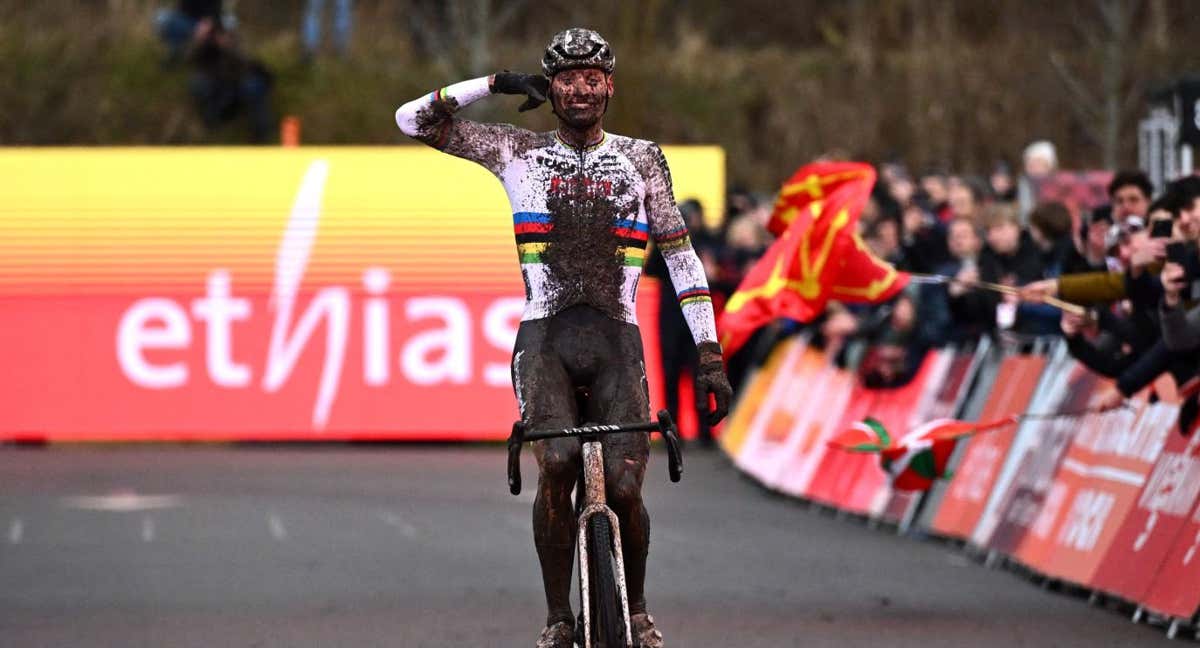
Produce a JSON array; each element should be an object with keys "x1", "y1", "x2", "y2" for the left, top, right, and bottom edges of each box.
[
  {"x1": 717, "y1": 162, "x2": 909, "y2": 355},
  {"x1": 828, "y1": 417, "x2": 1017, "y2": 491}
]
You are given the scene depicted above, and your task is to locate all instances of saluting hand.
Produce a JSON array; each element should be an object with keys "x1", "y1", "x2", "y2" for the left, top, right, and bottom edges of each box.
[{"x1": 491, "y1": 71, "x2": 550, "y2": 112}]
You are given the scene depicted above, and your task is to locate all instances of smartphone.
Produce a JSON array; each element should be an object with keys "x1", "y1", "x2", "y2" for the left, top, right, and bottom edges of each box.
[
  {"x1": 1167, "y1": 241, "x2": 1191, "y2": 266},
  {"x1": 1152, "y1": 219, "x2": 1174, "y2": 238},
  {"x1": 1167, "y1": 242, "x2": 1200, "y2": 291}
]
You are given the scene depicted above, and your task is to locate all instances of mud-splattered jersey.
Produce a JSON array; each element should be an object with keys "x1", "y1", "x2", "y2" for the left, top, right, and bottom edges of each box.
[{"x1": 395, "y1": 76, "x2": 717, "y2": 345}]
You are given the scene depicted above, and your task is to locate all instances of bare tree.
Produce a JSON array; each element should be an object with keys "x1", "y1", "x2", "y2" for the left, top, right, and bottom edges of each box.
[
  {"x1": 407, "y1": 0, "x2": 528, "y2": 78},
  {"x1": 1049, "y1": 0, "x2": 1144, "y2": 168}
]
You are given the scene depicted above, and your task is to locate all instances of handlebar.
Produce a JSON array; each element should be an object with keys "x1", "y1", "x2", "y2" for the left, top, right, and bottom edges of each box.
[{"x1": 507, "y1": 410, "x2": 684, "y2": 495}]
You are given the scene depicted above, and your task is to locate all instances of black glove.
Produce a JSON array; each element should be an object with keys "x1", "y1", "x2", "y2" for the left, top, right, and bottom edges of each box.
[
  {"x1": 491, "y1": 71, "x2": 549, "y2": 112},
  {"x1": 695, "y1": 341, "x2": 733, "y2": 425}
]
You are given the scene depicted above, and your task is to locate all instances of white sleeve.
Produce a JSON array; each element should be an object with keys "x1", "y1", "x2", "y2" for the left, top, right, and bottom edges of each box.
[
  {"x1": 394, "y1": 76, "x2": 492, "y2": 138},
  {"x1": 643, "y1": 145, "x2": 718, "y2": 346}
]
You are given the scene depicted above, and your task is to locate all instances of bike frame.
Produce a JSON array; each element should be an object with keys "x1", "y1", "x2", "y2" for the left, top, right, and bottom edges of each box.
[
  {"x1": 507, "y1": 412, "x2": 682, "y2": 648},
  {"x1": 577, "y1": 439, "x2": 632, "y2": 647}
]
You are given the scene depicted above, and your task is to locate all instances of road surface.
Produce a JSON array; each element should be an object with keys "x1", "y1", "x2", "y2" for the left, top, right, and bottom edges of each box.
[{"x1": 0, "y1": 446, "x2": 1169, "y2": 646}]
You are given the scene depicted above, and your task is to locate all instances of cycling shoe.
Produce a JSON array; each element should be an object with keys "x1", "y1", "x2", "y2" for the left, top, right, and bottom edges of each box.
[
  {"x1": 535, "y1": 620, "x2": 576, "y2": 648},
  {"x1": 631, "y1": 613, "x2": 664, "y2": 648}
]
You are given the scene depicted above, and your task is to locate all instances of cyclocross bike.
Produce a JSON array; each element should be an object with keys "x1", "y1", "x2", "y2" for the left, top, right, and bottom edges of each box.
[{"x1": 507, "y1": 409, "x2": 683, "y2": 648}]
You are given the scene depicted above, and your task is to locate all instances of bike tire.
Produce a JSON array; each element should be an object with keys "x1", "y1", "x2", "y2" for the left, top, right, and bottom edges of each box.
[{"x1": 586, "y1": 514, "x2": 626, "y2": 647}]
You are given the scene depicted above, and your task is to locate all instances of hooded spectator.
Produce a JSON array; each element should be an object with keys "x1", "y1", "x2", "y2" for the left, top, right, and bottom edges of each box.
[{"x1": 1018, "y1": 139, "x2": 1058, "y2": 220}]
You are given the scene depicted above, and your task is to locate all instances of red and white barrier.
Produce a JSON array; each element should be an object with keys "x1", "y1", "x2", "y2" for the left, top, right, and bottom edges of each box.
[{"x1": 721, "y1": 338, "x2": 1200, "y2": 630}]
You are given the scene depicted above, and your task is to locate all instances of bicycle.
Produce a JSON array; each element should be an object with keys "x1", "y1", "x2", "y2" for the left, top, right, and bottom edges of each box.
[{"x1": 507, "y1": 410, "x2": 683, "y2": 648}]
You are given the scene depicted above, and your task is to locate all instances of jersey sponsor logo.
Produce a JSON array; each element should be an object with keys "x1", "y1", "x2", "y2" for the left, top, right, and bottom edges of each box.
[{"x1": 549, "y1": 175, "x2": 613, "y2": 197}]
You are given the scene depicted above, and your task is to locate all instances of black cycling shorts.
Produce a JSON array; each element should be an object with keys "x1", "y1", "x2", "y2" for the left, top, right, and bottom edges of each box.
[{"x1": 510, "y1": 305, "x2": 651, "y2": 464}]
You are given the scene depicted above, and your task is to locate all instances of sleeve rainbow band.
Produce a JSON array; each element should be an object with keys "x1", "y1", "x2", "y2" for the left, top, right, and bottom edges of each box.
[
  {"x1": 424, "y1": 87, "x2": 455, "y2": 149},
  {"x1": 655, "y1": 227, "x2": 691, "y2": 252},
  {"x1": 677, "y1": 286, "x2": 712, "y2": 307}
]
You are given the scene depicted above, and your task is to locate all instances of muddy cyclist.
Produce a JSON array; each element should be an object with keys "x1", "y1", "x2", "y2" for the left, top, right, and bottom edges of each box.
[{"x1": 395, "y1": 28, "x2": 733, "y2": 648}]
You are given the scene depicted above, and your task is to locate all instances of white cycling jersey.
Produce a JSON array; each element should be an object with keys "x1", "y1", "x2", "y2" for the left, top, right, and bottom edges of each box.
[{"x1": 395, "y1": 76, "x2": 717, "y2": 346}]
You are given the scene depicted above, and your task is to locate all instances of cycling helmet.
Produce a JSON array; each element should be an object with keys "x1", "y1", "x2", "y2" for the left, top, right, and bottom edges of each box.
[{"x1": 541, "y1": 28, "x2": 615, "y2": 77}]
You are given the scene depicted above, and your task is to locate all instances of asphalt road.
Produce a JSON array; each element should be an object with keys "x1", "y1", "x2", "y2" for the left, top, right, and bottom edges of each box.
[{"x1": 0, "y1": 446, "x2": 1171, "y2": 647}]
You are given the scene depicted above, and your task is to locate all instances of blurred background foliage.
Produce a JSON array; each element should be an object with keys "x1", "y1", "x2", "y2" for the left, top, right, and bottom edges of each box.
[{"x1": 1, "y1": 0, "x2": 1197, "y2": 189}]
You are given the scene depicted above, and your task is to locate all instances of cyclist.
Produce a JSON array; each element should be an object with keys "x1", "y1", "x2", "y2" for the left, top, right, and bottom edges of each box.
[{"x1": 396, "y1": 28, "x2": 733, "y2": 648}]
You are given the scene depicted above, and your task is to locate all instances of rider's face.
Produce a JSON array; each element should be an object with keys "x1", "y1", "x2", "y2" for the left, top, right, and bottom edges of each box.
[{"x1": 550, "y1": 69, "x2": 613, "y2": 129}]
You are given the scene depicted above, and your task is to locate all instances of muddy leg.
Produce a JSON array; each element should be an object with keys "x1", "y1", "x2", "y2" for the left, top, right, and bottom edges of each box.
[{"x1": 533, "y1": 438, "x2": 583, "y2": 626}]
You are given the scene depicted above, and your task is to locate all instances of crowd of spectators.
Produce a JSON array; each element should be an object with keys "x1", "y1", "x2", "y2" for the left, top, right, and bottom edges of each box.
[
  {"x1": 707, "y1": 140, "x2": 1200, "y2": 423},
  {"x1": 656, "y1": 139, "x2": 1200, "y2": 435}
]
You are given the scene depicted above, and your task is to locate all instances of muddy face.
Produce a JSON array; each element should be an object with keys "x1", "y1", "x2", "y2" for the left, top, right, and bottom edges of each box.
[{"x1": 550, "y1": 69, "x2": 612, "y2": 130}]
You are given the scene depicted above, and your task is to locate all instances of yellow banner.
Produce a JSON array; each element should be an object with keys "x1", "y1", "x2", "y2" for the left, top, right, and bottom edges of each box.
[{"x1": 0, "y1": 146, "x2": 724, "y2": 295}]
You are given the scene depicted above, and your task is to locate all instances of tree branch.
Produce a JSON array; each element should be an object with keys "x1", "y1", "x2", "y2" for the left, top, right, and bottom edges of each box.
[{"x1": 1049, "y1": 50, "x2": 1102, "y2": 122}]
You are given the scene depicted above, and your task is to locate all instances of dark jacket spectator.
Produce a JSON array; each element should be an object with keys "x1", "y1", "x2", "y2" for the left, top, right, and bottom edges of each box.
[
  {"x1": 979, "y1": 205, "x2": 1057, "y2": 335},
  {"x1": 187, "y1": 19, "x2": 274, "y2": 142},
  {"x1": 1028, "y1": 201, "x2": 1074, "y2": 279},
  {"x1": 156, "y1": 0, "x2": 224, "y2": 62}
]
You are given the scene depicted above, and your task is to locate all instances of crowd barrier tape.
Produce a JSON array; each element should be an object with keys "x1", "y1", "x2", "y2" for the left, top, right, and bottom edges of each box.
[
  {"x1": 721, "y1": 336, "x2": 1200, "y2": 626},
  {"x1": 0, "y1": 146, "x2": 724, "y2": 441}
]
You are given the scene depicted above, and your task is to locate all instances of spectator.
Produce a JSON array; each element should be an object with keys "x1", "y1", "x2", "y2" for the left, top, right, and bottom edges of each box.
[
  {"x1": 979, "y1": 204, "x2": 1057, "y2": 335},
  {"x1": 188, "y1": 19, "x2": 275, "y2": 142},
  {"x1": 900, "y1": 202, "x2": 950, "y2": 274},
  {"x1": 646, "y1": 199, "x2": 717, "y2": 447},
  {"x1": 1017, "y1": 139, "x2": 1058, "y2": 221},
  {"x1": 1071, "y1": 206, "x2": 1116, "y2": 273},
  {"x1": 715, "y1": 207, "x2": 770, "y2": 391},
  {"x1": 947, "y1": 176, "x2": 987, "y2": 224},
  {"x1": 918, "y1": 171, "x2": 952, "y2": 223},
  {"x1": 940, "y1": 217, "x2": 994, "y2": 342},
  {"x1": 302, "y1": 0, "x2": 354, "y2": 60},
  {"x1": 156, "y1": 0, "x2": 224, "y2": 63},
  {"x1": 1027, "y1": 201, "x2": 1075, "y2": 278},
  {"x1": 1107, "y1": 169, "x2": 1154, "y2": 225},
  {"x1": 990, "y1": 161, "x2": 1017, "y2": 203},
  {"x1": 863, "y1": 212, "x2": 902, "y2": 265}
]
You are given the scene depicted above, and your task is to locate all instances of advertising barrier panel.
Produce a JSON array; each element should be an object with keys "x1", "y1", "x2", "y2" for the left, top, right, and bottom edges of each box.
[
  {"x1": 970, "y1": 344, "x2": 1073, "y2": 547},
  {"x1": 772, "y1": 364, "x2": 855, "y2": 499},
  {"x1": 1143, "y1": 487, "x2": 1200, "y2": 618},
  {"x1": 928, "y1": 353, "x2": 1046, "y2": 540},
  {"x1": 804, "y1": 352, "x2": 945, "y2": 515},
  {"x1": 719, "y1": 340, "x2": 792, "y2": 458},
  {"x1": 984, "y1": 362, "x2": 1101, "y2": 555},
  {"x1": 0, "y1": 147, "x2": 724, "y2": 440},
  {"x1": 1013, "y1": 398, "x2": 1174, "y2": 584},
  {"x1": 1091, "y1": 418, "x2": 1200, "y2": 602},
  {"x1": 733, "y1": 342, "x2": 860, "y2": 490},
  {"x1": 719, "y1": 330, "x2": 1200, "y2": 626},
  {"x1": 728, "y1": 338, "x2": 811, "y2": 481},
  {"x1": 878, "y1": 348, "x2": 982, "y2": 527}
]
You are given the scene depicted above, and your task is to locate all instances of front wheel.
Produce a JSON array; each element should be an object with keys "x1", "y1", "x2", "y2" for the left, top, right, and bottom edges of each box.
[{"x1": 586, "y1": 514, "x2": 626, "y2": 647}]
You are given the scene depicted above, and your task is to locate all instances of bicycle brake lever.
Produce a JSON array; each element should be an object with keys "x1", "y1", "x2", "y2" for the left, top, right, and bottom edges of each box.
[
  {"x1": 656, "y1": 409, "x2": 684, "y2": 483},
  {"x1": 507, "y1": 421, "x2": 524, "y2": 496}
]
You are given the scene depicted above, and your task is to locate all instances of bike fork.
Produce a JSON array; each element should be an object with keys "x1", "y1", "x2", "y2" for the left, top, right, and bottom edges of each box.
[{"x1": 577, "y1": 440, "x2": 633, "y2": 648}]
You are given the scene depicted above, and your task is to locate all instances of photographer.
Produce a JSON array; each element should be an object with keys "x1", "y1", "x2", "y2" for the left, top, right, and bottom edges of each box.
[{"x1": 1083, "y1": 176, "x2": 1200, "y2": 409}]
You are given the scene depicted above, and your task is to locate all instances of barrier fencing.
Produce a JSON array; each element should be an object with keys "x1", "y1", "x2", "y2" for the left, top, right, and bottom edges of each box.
[{"x1": 720, "y1": 335, "x2": 1200, "y2": 636}]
